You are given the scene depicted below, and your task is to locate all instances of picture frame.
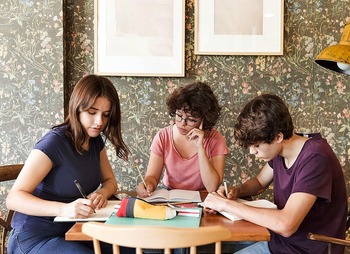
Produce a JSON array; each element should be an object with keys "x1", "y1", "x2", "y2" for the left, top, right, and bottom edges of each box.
[
  {"x1": 94, "y1": 0, "x2": 185, "y2": 77},
  {"x1": 194, "y1": 0, "x2": 284, "y2": 55}
]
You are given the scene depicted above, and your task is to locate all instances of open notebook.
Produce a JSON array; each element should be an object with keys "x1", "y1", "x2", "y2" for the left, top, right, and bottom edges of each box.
[
  {"x1": 54, "y1": 200, "x2": 121, "y2": 222},
  {"x1": 220, "y1": 198, "x2": 277, "y2": 221},
  {"x1": 141, "y1": 189, "x2": 201, "y2": 203}
]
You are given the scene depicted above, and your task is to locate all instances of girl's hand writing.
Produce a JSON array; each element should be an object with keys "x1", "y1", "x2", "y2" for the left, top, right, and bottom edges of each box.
[
  {"x1": 136, "y1": 182, "x2": 153, "y2": 198},
  {"x1": 62, "y1": 199, "x2": 95, "y2": 219}
]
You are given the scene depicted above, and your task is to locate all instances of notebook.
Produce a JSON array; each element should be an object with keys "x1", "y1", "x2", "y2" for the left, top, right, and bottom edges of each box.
[
  {"x1": 141, "y1": 189, "x2": 201, "y2": 203},
  {"x1": 220, "y1": 198, "x2": 277, "y2": 221},
  {"x1": 54, "y1": 200, "x2": 120, "y2": 222}
]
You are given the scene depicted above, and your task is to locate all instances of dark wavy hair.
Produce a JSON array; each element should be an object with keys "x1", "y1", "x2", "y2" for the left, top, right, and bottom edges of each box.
[
  {"x1": 54, "y1": 74, "x2": 130, "y2": 161},
  {"x1": 234, "y1": 94, "x2": 294, "y2": 149},
  {"x1": 166, "y1": 81, "x2": 221, "y2": 131}
]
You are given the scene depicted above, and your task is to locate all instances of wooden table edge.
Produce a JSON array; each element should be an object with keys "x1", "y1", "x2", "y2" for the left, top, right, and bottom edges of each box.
[{"x1": 65, "y1": 221, "x2": 270, "y2": 242}]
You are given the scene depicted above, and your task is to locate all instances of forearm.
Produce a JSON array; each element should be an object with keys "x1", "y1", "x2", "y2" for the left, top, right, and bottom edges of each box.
[
  {"x1": 7, "y1": 190, "x2": 64, "y2": 217},
  {"x1": 98, "y1": 178, "x2": 118, "y2": 199},
  {"x1": 144, "y1": 175, "x2": 159, "y2": 190},
  {"x1": 205, "y1": 193, "x2": 296, "y2": 237},
  {"x1": 236, "y1": 178, "x2": 266, "y2": 198},
  {"x1": 143, "y1": 152, "x2": 163, "y2": 191},
  {"x1": 221, "y1": 196, "x2": 306, "y2": 237},
  {"x1": 221, "y1": 199, "x2": 290, "y2": 235},
  {"x1": 197, "y1": 148, "x2": 223, "y2": 192}
]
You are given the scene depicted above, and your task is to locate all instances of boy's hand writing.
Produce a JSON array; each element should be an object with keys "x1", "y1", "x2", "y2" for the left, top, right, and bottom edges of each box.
[{"x1": 217, "y1": 185, "x2": 240, "y2": 199}]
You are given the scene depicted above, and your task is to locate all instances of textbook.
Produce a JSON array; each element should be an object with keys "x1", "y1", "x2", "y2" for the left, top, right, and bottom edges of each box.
[
  {"x1": 220, "y1": 198, "x2": 277, "y2": 221},
  {"x1": 141, "y1": 189, "x2": 201, "y2": 203},
  {"x1": 54, "y1": 200, "x2": 121, "y2": 222}
]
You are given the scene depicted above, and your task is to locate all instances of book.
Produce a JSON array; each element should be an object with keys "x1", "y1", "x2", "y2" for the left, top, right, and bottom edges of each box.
[
  {"x1": 220, "y1": 198, "x2": 277, "y2": 221},
  {"x1": 54, "y1": 200, "x2": 121, "y2": 222},
  {"x1": 166, "y1": 203, "x2": 202, "y2": 217},
  {"x1": 141, "y1": 189, "x2": 201, "y2": 203},
  {"x1": 175, "y1": 207, "x2": 202, "y2": 217}
]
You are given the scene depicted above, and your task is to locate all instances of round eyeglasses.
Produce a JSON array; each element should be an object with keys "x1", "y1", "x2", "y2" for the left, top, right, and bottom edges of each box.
[{"x1": 174, "y1": 113, "x2": 200, "y2": 127}]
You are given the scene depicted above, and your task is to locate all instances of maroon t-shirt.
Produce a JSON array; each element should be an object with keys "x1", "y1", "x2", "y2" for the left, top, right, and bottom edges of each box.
[{"x1": 268, "y1": 133, "x2": 347, "y2": 254}]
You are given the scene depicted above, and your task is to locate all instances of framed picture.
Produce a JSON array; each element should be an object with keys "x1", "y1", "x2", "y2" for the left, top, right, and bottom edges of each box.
[
  {"x1": 94, "y1": 0, "x2": 185, "y2": 77},
  {"x1": 195, "y1": 0, "x2": 284, "y2": 55}
]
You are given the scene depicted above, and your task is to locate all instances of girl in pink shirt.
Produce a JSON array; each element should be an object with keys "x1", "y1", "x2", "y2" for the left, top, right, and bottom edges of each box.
[{"x1": 137, "y1": 82, "x2": 228, "y2": 197}]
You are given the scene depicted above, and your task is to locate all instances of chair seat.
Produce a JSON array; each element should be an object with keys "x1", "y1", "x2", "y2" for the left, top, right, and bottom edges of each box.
[{"x1": 0, "y1": 164, "x2": 23, "y2": 254}]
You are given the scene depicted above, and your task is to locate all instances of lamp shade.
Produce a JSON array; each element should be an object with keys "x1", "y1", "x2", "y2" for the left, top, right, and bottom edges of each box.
[{"x1": 315, "y1": 22, "x2": 350, "y2": 75}]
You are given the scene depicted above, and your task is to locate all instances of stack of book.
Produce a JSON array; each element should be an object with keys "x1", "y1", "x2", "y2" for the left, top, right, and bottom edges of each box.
[{"x1": 166, "y1": 203, "x2": 201, "y2": 217}]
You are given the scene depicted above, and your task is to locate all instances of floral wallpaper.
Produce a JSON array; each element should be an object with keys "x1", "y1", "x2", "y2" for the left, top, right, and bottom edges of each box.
[
  {"x1": 0, "y1": 0, "x2": 63, "y2": 219},
  {"x1": 66, "y1": 0, "x2": 350, "y2": 198},
  {"x1": 1, "y1": 0, "x2": 350, "y2": 243}
]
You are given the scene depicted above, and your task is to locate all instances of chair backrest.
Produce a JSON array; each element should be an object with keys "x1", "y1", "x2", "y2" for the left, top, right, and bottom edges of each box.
[
  {"x1": 0, "y1": 164, "x2": 23, "y2": 254},
  {"x1": 82, "y1": 222, "x2": 231, "y2": 254},
  {"x1": 307, "y1": 210, "x2": 350, "y2": 253}
]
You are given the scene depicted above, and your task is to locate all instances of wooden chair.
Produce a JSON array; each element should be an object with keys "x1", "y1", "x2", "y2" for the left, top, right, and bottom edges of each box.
[
  {"x1": 0, "y1": 164, "x2": 23, "y2": 254},
  {"x1": 82, "y1": 222, "x2": 231, "y2": 254},
  {"x1": 307, "y1": 212, "x2": 350, "y2": 254}
]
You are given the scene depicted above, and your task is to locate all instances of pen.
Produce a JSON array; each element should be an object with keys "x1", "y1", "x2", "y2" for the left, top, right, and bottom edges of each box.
[
  {"x1": 224, "y1": 182, "x2": 228, "y2": 197},
  {"x1": 74, "y1": 180, "x2": 96, "y2": 213},
  {"x1": 136, "y1": 165, "x2": 151, "y2": 196}
]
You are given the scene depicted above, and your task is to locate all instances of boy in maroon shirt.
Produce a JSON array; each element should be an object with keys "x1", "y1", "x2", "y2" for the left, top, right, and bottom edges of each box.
[{"x1": 203, "y1": 94, "x2": 347, "y2": 254}]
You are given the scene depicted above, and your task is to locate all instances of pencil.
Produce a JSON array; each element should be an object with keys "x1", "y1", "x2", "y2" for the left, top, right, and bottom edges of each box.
[
  {"x1": 135, "y1": 165, "x2": 150, "y2": 196},
  {"x1": 224, "y1": 182, "x2": 228, "y2": 196},
  {"x1": 135, "y1": 165, "x2": 147, "y2": 187}
]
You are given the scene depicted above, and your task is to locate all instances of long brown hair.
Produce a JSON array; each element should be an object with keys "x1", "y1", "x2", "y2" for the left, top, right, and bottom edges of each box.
[{"x1": 55, "y1": 74, "x2": 129, "y2": 161}]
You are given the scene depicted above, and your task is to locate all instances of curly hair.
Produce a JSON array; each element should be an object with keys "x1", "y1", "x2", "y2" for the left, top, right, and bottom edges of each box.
[
  {"x1": 234, "y1": 94, "x2": 294, "y2": 149},
  {"x1": 166, "y1": 81, "x2": 221, "y2": 130}
]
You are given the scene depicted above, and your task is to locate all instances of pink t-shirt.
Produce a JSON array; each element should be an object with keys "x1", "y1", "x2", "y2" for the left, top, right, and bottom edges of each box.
[{"x1": 150, "y1": 125, "x2": 229, "y2": 191}]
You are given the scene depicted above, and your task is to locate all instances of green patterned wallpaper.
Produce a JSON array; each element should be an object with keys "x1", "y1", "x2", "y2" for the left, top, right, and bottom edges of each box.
[
  {"x1": 1, "y1": 0, "x2": 350, "y2": 226},
  {"x1": 65, "y1": 0, "x2": 350, "y2": 196},
  {"x1": 0, "y1": 0, "x2": 63, "y2": 218}
]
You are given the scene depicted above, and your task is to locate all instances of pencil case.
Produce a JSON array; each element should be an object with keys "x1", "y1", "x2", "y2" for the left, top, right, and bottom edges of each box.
[{"x1": 116, "y1": 197, "x2": 176, "y2": 220}]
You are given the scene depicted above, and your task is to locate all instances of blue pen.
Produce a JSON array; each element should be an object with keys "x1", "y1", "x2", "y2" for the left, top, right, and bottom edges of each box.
[{"x1": 74, "y1": 180, "x2": 96, "y2": 213}]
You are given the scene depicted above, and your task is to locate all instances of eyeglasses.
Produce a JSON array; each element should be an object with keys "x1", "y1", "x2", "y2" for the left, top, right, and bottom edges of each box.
[{"x1": 174, "y1": 112, "x2": 200, "y2": 127}]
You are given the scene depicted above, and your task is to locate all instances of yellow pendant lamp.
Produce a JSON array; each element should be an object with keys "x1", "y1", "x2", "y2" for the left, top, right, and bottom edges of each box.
[{"x1": 315, "y1": 22, "x2": 350, "y2": 75}]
